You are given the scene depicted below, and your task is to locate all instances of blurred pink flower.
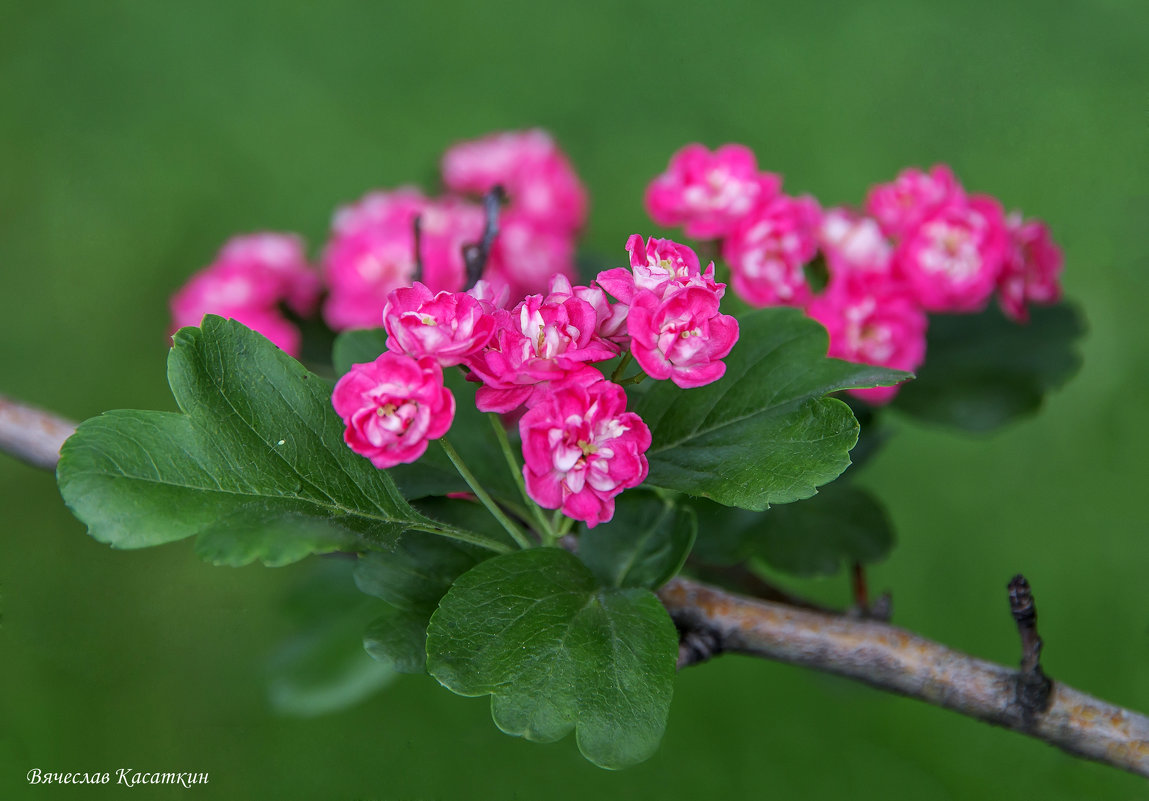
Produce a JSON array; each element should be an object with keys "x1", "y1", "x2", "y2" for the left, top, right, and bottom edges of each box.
[
  {"x1": 723, "y1": 194, "x2": 822, "y2": 307},
  {"x1": 645, "y1": 144, "x2": 780, "y2": 239},
  {"x1": 894, "y1": 195, "x2": 1008, "y2": 312}
]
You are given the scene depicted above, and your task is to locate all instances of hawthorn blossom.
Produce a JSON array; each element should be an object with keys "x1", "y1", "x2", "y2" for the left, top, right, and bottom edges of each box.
[
  {"x1": 441, "y1": 129, "x2": 587, "y2": 233},
  {"x1": 627, "y1": 285, "x2": 739, "y2": 389},
  {"x1": 818, "y1": 207, "x2": 894, "y2": 286},
  {"x1": 894, "y1": 196, "x2": 1009, "y2": 312},
  {"x1": 645, "y1": 144, "x2": 781, "y2": 239},
  {"x1": 519, "y1": 380, "x2": 651, "y2": 528},
  {"x1": 997, "y1": 213, "x2": 1063, "y2": 322},
  {"x1": 382, "y1": 282, "x2": 495, "y2": 366},
  {"x1": 466, "y1": 284, "x2": 618, "y2": 413},
  {"x1": 321, "y1": 189, "x2": 483, "y2": 330},
  {"x1": 331, "y1": 353, "x2": 455, "y2": 469},
  {"x1": 170, "y1": 232, "x2": 318, "y2": 357},
  {"x1": 865, "y1": 165, "x2": 965, "y2": 240},
  {"x1": 807, "y1": 281, "x2": 927, "y2": 405},
  {"x1": 722, "y1": 194, "x2": 822, "y2": 308},
  {"x1": 597, "y1": 235, "x2": 721, "y2": 305}
]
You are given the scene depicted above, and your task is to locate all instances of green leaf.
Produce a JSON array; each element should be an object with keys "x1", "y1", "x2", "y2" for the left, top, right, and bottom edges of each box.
[
  {"x1": 688, "y1": 484, "x2": 895, "y2": 576},
  {"x1": 267, "y1": 559, "x2": 397, "y2": 717},
  {"x1": 426, "y1": 548, "x2": 678, "y2": 769},
  {"x1": 579, "y1": 492, "x2": 696, "y2": 588},
  {"x1": 355, "y1": 498, "x2": 499, "y2": 673},
  {"x1": 363, "y1": 607, "x2": 432, "y2": 675},
  {"x1": 57, "y1": 316, "x2": 462, "y2": 566},
  {"x1": 332, "y1": 327, "x2": 390, "y2": 376},
  {"x1": 332, "y1": 329, "x2": 520, "y2": 503},
  {"x1": 891, "y1": 302, "x2": 1084, "y2": 431},
  {"x1": 636, "y1": 307, "x2": 909, "y2": 511}
]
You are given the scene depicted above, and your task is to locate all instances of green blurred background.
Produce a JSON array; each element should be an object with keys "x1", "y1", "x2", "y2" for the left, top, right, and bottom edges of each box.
[{"x1": 2, "y1": 0, "x2": 1147, "y2": 798}]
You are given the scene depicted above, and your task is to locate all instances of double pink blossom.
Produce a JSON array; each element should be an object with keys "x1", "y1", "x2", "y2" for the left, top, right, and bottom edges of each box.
[
  {"x1": 519, "y1": 380, "x2": 651, "y2": 528},
  {"x1": 382, "y1": 282, "x2": 496, "y2": 366},
  {"x1": 597, "y1": 235, "x2": 721, "y2": 306},
  {"x1": 807, "y1": 281, "x2": 927, "y2": 405},
  {"x1": 865, "y1": 164, "x2": 965, "y2": 240},
  {"x1": 997, "y1": 214, "x2": 1063, "y2": 322},
  {"x1": 170, "y1": 232, "x2": 318, "y2": 357},
  {"x1": 894, "y1": 195, "x2": 1009, "y2": 312},
  {"x1": 466, "y1": 279, "x2": 618, "y2": 413},
  {"x1": 646, "y1": 144, "x2": 781, "y2": 239},
  {"x1": 627, "y1": 285, "x2": 739, "y2": 389},
  {"x1": 332, "y1": 353, "x2": 455, "y2": 469},
  {"x1": 723, "y1": 194, "x2": 822, "y2": 308}
]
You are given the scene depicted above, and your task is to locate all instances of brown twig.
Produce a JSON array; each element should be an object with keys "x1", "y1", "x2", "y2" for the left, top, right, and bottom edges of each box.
[
  {"x1": 658, "y1": 576, "x2": 1149, "y2": 778},
  {"x1": 0, "y1": 395, "x2": 77, "y2": 470},
  {"x1": 461, "y1": 184, "x2": 505, "y2": 289},
  {"x1": 1009, "y1": 574, "x2": 1053, "y2": 719},
  {"x1": 4, "y1": 394, "x2": 1149, "y2": 778}
]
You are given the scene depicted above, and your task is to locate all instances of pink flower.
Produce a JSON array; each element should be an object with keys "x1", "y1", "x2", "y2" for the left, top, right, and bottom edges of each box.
[
  {"x1": 997, "y1": 213, "x2": 1063, "y2": 322},
  {"x1": 442, "y1": 129, "x2": 587, "y2": 233},
  {"x1": 170, "y1": 232, "x2": 318, "y2": 357},
  {"x1": 627, "y1": 285, "x2": 739, "y2": 389},
  {"x1": 645, "y1": 144, "x2": 781, "y2": 239},
  {"x1": 865, "y1": 165, "x2": 965, "y2": 240},
  {"x1": 331, "y1": 353, "x2": 455, "y2": 469},
  {"x1": 321, "y1": 189, "x2": 483, "y2": 331},
  {"x1": 519, "y1": 380, "x2": 651, "y2": 528},
  {"x1": 217, "y1": 233, "x2": 321, "y2": 315},
  {"x1": 818, "y1": 207, "x2": 894, "y2": 287},
  {"x1": 807, "y1": 281, "x2": 927, "y2": 405},
  {"x1": 723, "y1": 194, "x2": 822, "y2": 307},
  {"x1": 597, "y1": 234, "x2": 719, "y2": 303},
  {"x1": 545, "y1": 274, "x2": 629, "y2": 345},
  {"x1": 382, "y1": 282, "x2": 496, "y2": 367},
  {"x1": 894, "y1": 195, "x2": 1009, "y2": 313},
  {"x1": 466, "y1": 285, "x2": 619, "y2": 413},
  {"x1": 485, "y1": 211, "x2": 578, "y2": 303}
]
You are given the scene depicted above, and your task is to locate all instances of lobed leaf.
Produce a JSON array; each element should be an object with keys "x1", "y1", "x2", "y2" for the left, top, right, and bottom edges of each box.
[
  {"x1": 891, "y1": 302, "x2": 1084, "y2": 431},
  {"x1": 636, "y1": 307, "x2": 908, "y2": 511},
  {"x1": 689, "y1": 484, "x2": 895, "y2": 576},
  {"x1": 580, "y1": 491, "x2": 696, "y2": 589},
  {"x1": 57, "y1": 317, "x2": 440, "y2": 566},
  {"x1": 426, "y1": 548, "x2": 678, "y2": 769}
]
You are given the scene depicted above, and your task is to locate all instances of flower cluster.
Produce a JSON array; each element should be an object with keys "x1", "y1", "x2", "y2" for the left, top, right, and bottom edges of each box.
[
  {"x1": 646, "y1": 146, "x2": 1063, "y2": 402},
  {"x1": 329, "y1": 229, "x2": 738, "y2": 528},
  {"x1": 173, "y1": 130, "x2": 587, "y2": 347},
  {"x1": 170, "y1": 233, "x2": 320, "y2": 357}
]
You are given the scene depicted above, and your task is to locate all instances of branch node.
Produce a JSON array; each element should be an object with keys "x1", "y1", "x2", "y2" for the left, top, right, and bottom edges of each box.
[
  {"x1": 1008, "y1": 573, "x2": 1052, "y2": 719},
  {"x1": 674, "y1": 623, "x2": 723, "y2": 670}
]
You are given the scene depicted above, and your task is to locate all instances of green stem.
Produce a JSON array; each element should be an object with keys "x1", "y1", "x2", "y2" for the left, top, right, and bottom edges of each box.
[
  {"x1": 610, "y1": 351, "x2": 634, "y2": 382},
  {"x1": 618, "y1": 370, "x2": 647, "y2": 386},
  {"x1": 489, "y1": 414, "x2": 554, "y2": 542},
  {"x1": 408, "y1": 522, "x2": 513, "y2": 554},
  {"x1": 556, "y1": 515, "x2": 575, "y2": 538},
  {"x1": 439, "y1": 438, "x2": 533, "y2": 550}
]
